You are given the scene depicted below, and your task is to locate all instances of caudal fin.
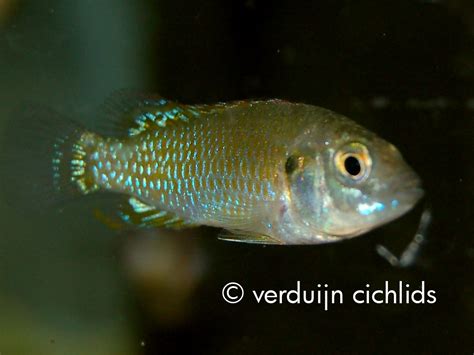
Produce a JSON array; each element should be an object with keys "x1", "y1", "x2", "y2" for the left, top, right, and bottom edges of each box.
[{"x1": 0, "y1": 104, "x2": 99, "y2": 210}]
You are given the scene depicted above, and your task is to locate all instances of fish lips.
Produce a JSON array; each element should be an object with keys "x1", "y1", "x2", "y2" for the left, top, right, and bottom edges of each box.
[{"x1": 389, "y1": 171, "x2": 424, "y2": 215}]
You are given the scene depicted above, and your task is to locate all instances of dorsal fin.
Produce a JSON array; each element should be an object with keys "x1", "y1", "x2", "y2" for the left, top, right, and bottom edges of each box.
[{"x1": 96, "y1": 90, "x2": 203, "y2": 137}]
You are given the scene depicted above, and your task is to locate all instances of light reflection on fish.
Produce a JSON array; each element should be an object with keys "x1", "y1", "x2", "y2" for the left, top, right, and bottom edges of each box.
[{"x1": 4, "y1": 92, "x2": 423, "y2": 244}]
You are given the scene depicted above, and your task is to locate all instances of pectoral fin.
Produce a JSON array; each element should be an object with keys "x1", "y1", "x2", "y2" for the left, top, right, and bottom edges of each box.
[{"x1": 218, "y1": 229, "x2": 283, "y2": 245}]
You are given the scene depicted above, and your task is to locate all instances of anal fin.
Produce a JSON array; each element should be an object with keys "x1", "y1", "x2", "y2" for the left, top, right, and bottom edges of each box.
[
  {"x1": 122, "y1": 197, "x2": 196, "y2": 229},
  {"x1": 95, "y1": 196, "x2": 196, "y2": 230}
]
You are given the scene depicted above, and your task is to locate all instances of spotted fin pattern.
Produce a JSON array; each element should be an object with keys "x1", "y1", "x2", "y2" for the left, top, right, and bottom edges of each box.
[
  {"x1": 117, "y1": 197, "x2": 197, "y2": 229},
  {"x1": 98, "y1": 90, "x2": 202, "y2": 137}
]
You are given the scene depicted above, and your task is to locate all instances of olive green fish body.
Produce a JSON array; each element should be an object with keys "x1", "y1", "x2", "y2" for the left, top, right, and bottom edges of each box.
[
  {"x1": 85, "y1": 101, "x2": 333, "y2": 240},
  {"x1": 2, "y1": 94, "x2": 423, "y2": 244}
]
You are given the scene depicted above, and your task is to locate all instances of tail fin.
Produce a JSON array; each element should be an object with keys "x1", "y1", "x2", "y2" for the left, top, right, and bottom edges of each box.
[{"x1": 0, "y1": 104, "x2": 99, "y2": 210}]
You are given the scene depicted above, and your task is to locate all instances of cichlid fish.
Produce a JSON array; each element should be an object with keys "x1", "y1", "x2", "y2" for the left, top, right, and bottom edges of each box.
[{"x1": 2, "y1": 92, "x2": 423, "y2": 244}]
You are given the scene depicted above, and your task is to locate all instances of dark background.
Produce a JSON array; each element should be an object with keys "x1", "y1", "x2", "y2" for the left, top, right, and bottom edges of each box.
[{"x1": 0, "y1": 0, "x2": 472, "y2": 354}]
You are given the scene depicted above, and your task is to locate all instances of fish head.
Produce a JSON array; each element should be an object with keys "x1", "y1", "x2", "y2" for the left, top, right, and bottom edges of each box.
[{"x1": 285, "y1": 116, "x2": 423, "y2": 242}]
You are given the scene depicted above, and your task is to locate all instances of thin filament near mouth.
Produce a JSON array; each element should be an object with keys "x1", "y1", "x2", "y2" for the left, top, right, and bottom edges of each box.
[{"x1": 376, "y1": 202, "x2": 432, "y2": 268}]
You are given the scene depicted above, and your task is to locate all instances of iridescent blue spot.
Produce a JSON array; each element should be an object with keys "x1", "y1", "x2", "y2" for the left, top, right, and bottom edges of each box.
[
  {"x1": 120, "y1": 212, "x2": 130, "y2": 222},
  {"x1": 391, "y1": 199, "x2": 399, "y2": 208},
  {"x1": 135, "y1": 178, "x2": 140, "y2": 188},
  {"x1": 358, "y1": 202, "x2": 385, "y2": 216},
  {"x1": 157, "y1": 118, "x2": 167, "y2": 127}
]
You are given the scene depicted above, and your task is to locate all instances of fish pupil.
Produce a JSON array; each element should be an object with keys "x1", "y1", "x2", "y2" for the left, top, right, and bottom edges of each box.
[{"x1": 344, "y1": 156, "x2": 361, "y2": 176}]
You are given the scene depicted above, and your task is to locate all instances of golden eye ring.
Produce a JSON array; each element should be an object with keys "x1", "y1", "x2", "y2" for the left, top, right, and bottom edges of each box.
[{"x1": 334, "y1": 143, "x2": 371, "y2": 182}]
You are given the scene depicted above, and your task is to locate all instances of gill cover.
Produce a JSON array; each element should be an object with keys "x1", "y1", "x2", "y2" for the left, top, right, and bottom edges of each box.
[{"x1": 285, "y1": 152, "x2": 327, "y2": 234}]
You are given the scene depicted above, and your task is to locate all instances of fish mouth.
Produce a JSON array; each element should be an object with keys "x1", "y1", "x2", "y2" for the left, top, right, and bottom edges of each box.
[
  {"x1": 390, "y1": 171, "x2": 424, "y2": 215},
  {"x1": 362, "y1": 183, "x2": 424, "y2": 235}
]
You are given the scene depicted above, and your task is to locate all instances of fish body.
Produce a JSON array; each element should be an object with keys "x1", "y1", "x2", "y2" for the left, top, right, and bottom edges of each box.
[{"x1": 3, "y1": 93, "x2": 423, "y2": 244}]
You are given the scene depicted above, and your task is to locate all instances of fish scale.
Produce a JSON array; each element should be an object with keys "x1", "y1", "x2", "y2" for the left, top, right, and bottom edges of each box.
[{"x1": 87, "y1": 103, "x2": 282, "y2": 227}]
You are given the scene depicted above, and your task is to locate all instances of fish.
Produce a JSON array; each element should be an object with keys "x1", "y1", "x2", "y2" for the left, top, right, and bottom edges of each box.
[{"x1": 1, "y1": 91, "x2": 424, "y2": 244}]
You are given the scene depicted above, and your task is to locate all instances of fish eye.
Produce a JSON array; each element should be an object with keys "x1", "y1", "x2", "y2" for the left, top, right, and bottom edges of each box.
[{"x1": 334, "y1": 143, "x2": 371, "y2": 182}]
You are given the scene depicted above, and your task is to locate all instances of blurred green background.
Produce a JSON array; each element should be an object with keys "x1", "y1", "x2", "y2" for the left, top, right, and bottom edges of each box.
[{"x1": 0, "y1": 0, "x2": 472, "y2": 354}]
